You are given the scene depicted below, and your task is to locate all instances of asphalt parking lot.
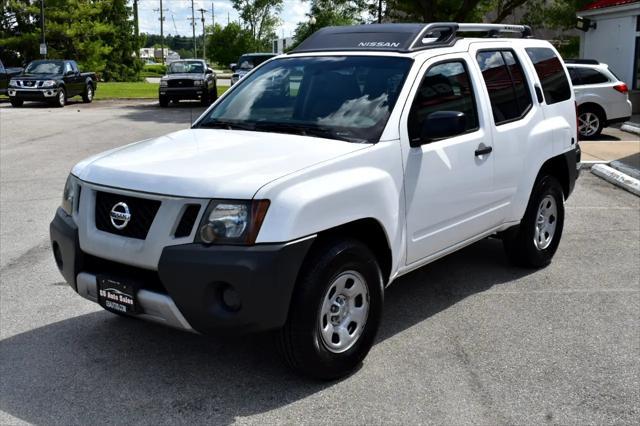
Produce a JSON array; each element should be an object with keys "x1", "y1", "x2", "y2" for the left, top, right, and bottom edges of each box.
[{"x1": 1, "y1": 99, "x2": 639, "y2": 425}]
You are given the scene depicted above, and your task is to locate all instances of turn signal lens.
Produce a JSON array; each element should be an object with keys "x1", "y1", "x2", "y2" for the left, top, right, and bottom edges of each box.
[{"x1": 613, "y1": 83, "x2": 628, "y2": 94}]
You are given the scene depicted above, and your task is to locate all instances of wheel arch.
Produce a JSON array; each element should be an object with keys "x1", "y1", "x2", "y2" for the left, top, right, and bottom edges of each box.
[
  {"x1": 536, "y1": 153, "x2": 572, "y2": 200},
  {"x1": 311, "y1": 218, "x2": 393, "y2": 286},
  {"x1": 578, "y1": 101, "x2": 607, "y2": 121}
]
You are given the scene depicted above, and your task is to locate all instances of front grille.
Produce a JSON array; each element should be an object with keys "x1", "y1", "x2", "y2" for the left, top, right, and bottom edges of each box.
[
  {"x1": 82, "y1": 253, "x2": 167, "y2": 294},
  {"x1": 167, "y1": 79, "x2": 194, "y2": 88},
  {"x1": 174, "y1": 204, "x2": 201, "y2": 238},
  {"x1": 95, "y1": 191, "x2": 161, "y2": 240}
]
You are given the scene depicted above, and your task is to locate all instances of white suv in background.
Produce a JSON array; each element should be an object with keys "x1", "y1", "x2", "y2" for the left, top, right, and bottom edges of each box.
[
  {"x1": 50, "y1": 23, "x2": 580, "y2": 379},
  {"x1": 565, "y1": 59, "x2": 632, "y2": 139}
]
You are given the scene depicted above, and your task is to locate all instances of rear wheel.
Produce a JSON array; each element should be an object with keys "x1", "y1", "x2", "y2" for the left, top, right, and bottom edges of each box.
[
  {"x1": 82, "y1": 83, "x2": 94, "y2": 103},
  {"x1": 278, "y1": 238, "x2": 383, "y2": 380},
  {"x1": 503, "y1": 175, "x2": 565, "y2": 268},
  {"x1": 578, "y1": 107, "x2": 604, "y2": 139},
  {"x1": 10, "y1": 98, "x2": 23, "y2": 107}
]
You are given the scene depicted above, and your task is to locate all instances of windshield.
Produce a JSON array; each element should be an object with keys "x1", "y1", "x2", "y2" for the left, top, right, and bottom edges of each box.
[
  {"x1": 196, "y1": 56, "x2": 412, "y2": 143},
  {"x1": 167, "y1": 61, "x2": 205, "y2": 74},
  {"x1": 25, "y1": 60, "x2": 64, "y2": 74},
  {"x1": 237, "y1": 54, "x2": 274, "y2": 70}
]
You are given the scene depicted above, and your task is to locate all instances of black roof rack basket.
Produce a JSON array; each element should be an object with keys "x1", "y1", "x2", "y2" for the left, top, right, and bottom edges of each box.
[{"x1": 290, "y1": 22, "x2": 533, "y2": 54}]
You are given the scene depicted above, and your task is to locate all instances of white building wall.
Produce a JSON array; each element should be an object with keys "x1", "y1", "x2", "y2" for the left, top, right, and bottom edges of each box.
[
  {"x1": 578, "y1": 3, "x2": 640, "y2": 88},
  {"x1": 580, "y1": 15, "x2": 636, "y2": 85}
]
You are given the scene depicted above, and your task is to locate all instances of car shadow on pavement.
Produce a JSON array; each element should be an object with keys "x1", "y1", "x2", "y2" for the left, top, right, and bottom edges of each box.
[{"x1": 0, "y1": 238, "x2": 534, "y2": 424}]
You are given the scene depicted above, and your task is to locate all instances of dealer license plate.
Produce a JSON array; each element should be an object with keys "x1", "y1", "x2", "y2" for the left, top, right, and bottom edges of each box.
[{"x1": 98, "y1": 276, "x2": 139, "y2": 314}]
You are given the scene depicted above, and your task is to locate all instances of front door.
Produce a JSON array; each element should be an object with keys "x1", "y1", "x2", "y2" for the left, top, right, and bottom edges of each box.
[{"x1": 402, "y1": 54, "x2": 498, "y2": 264}]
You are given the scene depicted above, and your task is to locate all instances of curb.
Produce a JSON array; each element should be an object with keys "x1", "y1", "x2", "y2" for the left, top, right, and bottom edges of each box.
[
  {"x1": 591, "y1": 164, "x2": 640, "y2": 196},
  {"x1": 610, "y1": 160, "x2": 640, "y2": 180},
  {"x1": 620, "y1": 122, "x2": 640, "y2": 136}
]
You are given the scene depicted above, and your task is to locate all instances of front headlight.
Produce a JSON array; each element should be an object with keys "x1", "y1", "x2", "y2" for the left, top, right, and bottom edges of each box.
[
  {"x1": 160, "y1": 79, "x2": 168, "y2": 87},
  {"x1": 61, "y1": 174, "x2": 79, "y2": 215},
  {"x1": 41, "y1": 80, "x2": 56, "y2": 88},
  {"x1": 196, "y1": 199, "x2": 269, "y2": 245},
  {"x1": 9, "y1": 79, "x2": 18, "y2": 87},
  {"x1": 193, "y1": 80, "x2": 204, "y2": 86}
]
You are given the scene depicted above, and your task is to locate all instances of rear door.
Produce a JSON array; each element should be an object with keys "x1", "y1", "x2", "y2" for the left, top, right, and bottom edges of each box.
[
  {"x1": 468, "y1": 43, "x2": 542, "y2": 224},
  {"x1": 402, "y1": 53, "x2": 499, "y2": 264},
  {"x1": 0, "y1": 60, "x2": 7, "y2": 93}
]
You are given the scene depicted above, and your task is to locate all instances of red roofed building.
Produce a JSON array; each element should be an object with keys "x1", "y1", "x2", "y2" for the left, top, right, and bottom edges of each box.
[{"x1": 577, "y1": 0, "x2": 640, "y2": 110}]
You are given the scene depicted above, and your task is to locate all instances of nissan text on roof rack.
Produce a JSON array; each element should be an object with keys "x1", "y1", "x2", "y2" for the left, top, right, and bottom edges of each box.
[{"x1": 50, "y1": 22, "x2": 580, "y2": 379}]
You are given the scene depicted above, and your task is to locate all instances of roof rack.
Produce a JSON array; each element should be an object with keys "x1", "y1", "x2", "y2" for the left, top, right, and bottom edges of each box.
[
  {"x1": 563, "y1": 59, "x2": 600, "y2": 65},
  {"x1": 290, "y1": 22, "x2": 533, "y2": 54}
]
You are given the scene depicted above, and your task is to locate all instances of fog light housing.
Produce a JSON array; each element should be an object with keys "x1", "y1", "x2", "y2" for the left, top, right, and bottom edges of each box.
[{"x1": 221, "y1": 285, "x2": 241, "y2": 311}]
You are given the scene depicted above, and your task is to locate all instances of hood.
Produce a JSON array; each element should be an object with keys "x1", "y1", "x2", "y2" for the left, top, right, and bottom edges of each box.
[
  {"x1": 73, "y1": 129, "x2": 369, "y2": 199},
  {"x1": 164, "y1": 73, "x2": 205, "y2": 80}
]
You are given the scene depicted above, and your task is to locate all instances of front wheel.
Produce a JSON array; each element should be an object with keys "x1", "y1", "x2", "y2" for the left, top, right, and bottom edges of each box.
[
  {"x1": 53, "y1": 88, "x2": 66, "y2": 108},
  {"x1": 503, "y1": 175, "x2": 565, "y2": 267},
  {"x1": 278, "y1": 238, "x2": 383, "y2": 380},
  {"x1": 159, "y1": 95, "x2": 169, "y2": 107},
  {"x1": 10, "y1": 98, "x2": 23, "y2": 107}
]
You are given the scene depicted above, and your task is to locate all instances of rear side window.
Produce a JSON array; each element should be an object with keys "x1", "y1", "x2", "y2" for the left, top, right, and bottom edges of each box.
[
  {"x1": 408, "y1": 60, "x2": 479, "y2": 142},
  {"x1": 568, "y1": 67, "x2": 581, "y2": 85},
  {"x1": 476, "y1": 50, "x2": 532, "y2": 125},
  {"x1": 525, "y1": 47, "x2": 571, "y2": 104},
  {"x1": 577, "y1": 68, "x2": 609, "y2": 85}
]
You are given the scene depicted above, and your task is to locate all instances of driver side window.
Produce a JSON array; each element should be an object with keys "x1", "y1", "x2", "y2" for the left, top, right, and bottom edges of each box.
[
  {"x1": 408, "y1": 60, "x2": 479, "y2": 143},
  {"x1": 64, "y1": 62, "x2": 72, "y2": 74}
]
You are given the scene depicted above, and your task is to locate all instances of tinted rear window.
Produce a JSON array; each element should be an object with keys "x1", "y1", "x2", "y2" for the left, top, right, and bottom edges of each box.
[
  {"x1": 578, "y1": 68, "x2": 609, "y2": 85},
  {"x1": 525, "y1": 48, "x2": 571, "y2": 104}
]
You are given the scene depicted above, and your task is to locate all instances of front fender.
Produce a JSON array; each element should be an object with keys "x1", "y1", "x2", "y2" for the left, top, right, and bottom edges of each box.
[{"x1": 254, "y1": 142, "x2": 406, "y2": 275}]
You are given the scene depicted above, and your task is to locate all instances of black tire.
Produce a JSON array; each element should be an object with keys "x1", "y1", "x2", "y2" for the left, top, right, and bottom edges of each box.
[
  {"x1": 82, "y1": 83, "x2": 94, "y2": 103},
  {"x1": 53, "y1": 88, "x2": 66, "y2": 108},
  {"x1": 503, "y1": 175, "x2": 565, "y2": 268},
  {"x1": 278, "y1": 237, "x2": 384, "y2": 380},
  {"x1": 578, "y1": 106, "x2": 604, "y2": 139},
  {"x1": 159, "y1": 95, "x2": 169, "y2": 107},
  {"x1": 211, "y1": 81, "x2": 218, "y2": 103},
  {"x1": 10, "y1": 98, "x2": 23, "y2": 107}
]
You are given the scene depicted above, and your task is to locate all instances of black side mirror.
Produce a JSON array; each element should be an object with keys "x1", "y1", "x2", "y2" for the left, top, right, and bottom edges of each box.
[
  {"x1": 230, "y1": 63, "x2": 237, "y2": 72},
  {"x1": 206, "y1": 68, "x2": 213, "y2": 74},
  {"x1": 412, "y1": 111, "x2": 467, "y2": 147}
]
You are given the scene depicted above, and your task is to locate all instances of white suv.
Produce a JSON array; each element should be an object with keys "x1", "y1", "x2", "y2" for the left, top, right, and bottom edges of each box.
[
  {"x1": 565, "y1": 60, "x2": 632, "y2": 138},
  {"x1": 50, "y1": 23, "x2": 580, "y2": 379}
]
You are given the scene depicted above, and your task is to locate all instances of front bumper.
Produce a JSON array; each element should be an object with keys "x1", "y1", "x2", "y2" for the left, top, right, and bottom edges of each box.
[
  {"x1": 8, "y1": 87, "x2": 59, "y2": 100},
  {"x1": 159, "y1": 87, "x2": 206, "y2": 100},
  {"x1": 50, "y1": 208, "x2": 314, "y2": 334}
]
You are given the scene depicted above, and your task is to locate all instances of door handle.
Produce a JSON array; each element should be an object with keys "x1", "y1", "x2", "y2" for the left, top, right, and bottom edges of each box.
[{"x1": 475, "y1": 145, "x2": 493, "y2": 156}]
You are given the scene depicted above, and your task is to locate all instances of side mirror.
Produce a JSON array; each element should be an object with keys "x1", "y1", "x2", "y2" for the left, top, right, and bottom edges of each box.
[
  {"x1": 206, "y1": 68, "x2": 213, "y2": 74},
  {"x1": 65, "y1": 70, "x2": 74, "y2": 76},
  {"x1": 412, "y1": 111, "x2": 467, "y2": 147},
  {"x1": 230, "y1": 63, "x2": 237, "y2": 72}
]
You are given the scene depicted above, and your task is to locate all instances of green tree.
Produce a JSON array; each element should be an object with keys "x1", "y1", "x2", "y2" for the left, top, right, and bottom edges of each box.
[
  {"x1": 0, "y1": 0, "x2": 141, "y2": 81},
  {"x1": 292, "y1": 0, "x2": 369, "y2": 49},
  {"x1": 205, "y1": 22, "x2": 255, "y2": 66},
  {"x1": 232, "y1": 0, "x2": 283, "y2": 50}
]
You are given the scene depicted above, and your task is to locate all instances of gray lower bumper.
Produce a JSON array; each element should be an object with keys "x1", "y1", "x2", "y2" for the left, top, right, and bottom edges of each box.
[{"x1": 76, "y1": 272, "x2": 195, "y2": 333}]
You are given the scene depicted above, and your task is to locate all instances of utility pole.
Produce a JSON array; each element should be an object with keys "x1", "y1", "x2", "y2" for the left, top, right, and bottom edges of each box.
[
  {"x1": 133, "y1": 0, "x2": 140, "y2": 58},
  {"x1": 190, "y1": 0, "x2": 197, "y2": 59},
  {"x1": 211, "y1": 2, "x2": 215, "y2": 28},
  {"x1": 40, "y1": 0, "x2": 46, "y2": 58},
  {"x1": 197, "y1": 8, "x2": 208, "y2": 61},
  {"x1": 153, "y1": 1, "x2": 168, "y2": 64},
  {"x1": 378, "y1": 0, "x2": 382, "y2": 23}
]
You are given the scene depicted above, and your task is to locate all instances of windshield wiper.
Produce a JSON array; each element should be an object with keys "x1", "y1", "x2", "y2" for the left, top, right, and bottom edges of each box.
[
  {"x1": 195, "y1": 120, "x2": 255, "y2": 131},
  {"x1": 253, "y1": 122, "x2": 366, "y2": 143}
]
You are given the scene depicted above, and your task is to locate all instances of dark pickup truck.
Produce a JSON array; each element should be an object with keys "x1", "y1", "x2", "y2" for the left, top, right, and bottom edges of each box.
[
  {"x1": 0, "y1": 60, "x2": 23, "y2": 96},
  {"x1": 8, "y1": 59, "x2": 97, "y2": 107}
]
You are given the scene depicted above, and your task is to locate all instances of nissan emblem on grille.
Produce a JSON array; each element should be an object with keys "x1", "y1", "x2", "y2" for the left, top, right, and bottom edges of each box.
[{"x1": 109, "y1": 202, "x2": 131, "y2": 229}]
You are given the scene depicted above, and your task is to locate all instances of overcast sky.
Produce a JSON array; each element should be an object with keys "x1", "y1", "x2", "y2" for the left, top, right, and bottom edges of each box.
[{"x1": 134, "y1": 0, "x2": 310, "y2": 39}]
